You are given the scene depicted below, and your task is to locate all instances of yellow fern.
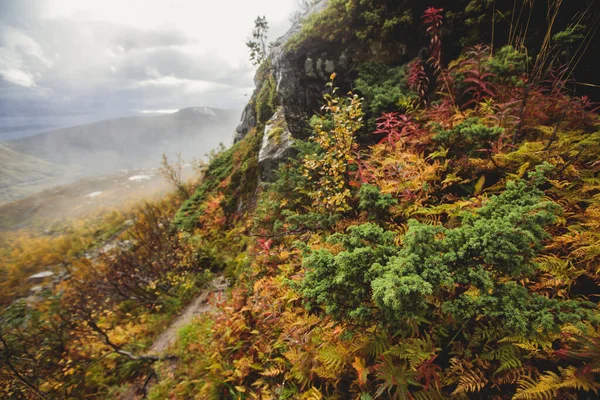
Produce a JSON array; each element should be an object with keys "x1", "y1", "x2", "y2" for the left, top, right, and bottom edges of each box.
[
  {"x1": 261, "y1": 364, "x2": 285, "y2": 377},
  {"x1": 514, "y1": 366, "x2": 600, "y2": 399},
  {"x1": 452, "y1": 369, "x2": 487, "y2": 395},
  {"x1": 300, "y1": 387, "x2": 323, "y2": 400}
]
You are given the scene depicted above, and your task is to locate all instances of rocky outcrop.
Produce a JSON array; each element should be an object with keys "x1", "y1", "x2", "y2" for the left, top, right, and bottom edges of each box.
[
  {"x1": 266, "y1": 0, "x2": 352, "y2": 140},
  {"x1": 234, "y1": 100, "x2": 257, "y2": 142},
  {"x1": 234, "y1": 1, "x2": 344, "y2": 142},
  {"x1": 258, "y1": 107, "x2": 294, "y2": 181},
  {"x1": 235, "y1": 0, "x2": 360, "y2": 180}
]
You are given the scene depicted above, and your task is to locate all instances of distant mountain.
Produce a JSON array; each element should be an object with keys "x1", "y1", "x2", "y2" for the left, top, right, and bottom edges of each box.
[
  {"x1": 6, "y1": 107, "x2": 240, "y2": 175},
  {"x1": 0, "y1": 141, "x2": 68, "y2": 204}
]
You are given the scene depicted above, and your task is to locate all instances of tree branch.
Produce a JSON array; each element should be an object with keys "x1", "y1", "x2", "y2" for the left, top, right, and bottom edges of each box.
[{"x1": 0, "y1": 332, "x2": 49, "y2": 400}]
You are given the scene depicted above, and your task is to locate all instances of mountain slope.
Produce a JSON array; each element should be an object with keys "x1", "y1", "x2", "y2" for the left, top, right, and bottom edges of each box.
[
  {"x1": 6, "y1": 107, "x2": 240, "y2": 175},
  {"x1": 0, "y1": 142, "x2": 67, "y2": 204},
  {"x1": 2, "y1": 1, "x2": 600, "y2": 399}
]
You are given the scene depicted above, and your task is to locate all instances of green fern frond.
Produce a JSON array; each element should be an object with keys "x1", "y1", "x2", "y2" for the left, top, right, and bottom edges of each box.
[
  {"x1": 499, "y1": 332, "x2": 554, "y2": 353},
  {"x1": 493, "y1": 344, "x2": 523, "y2": 375},
  {"x1": 368, "y1": 336, "x2": 391, "y2": 357}
]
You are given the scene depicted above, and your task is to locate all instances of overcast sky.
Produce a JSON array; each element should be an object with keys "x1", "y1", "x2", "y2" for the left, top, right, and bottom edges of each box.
[{"x1": 0, "y1": 0, "x2": 296, "y2": 127}]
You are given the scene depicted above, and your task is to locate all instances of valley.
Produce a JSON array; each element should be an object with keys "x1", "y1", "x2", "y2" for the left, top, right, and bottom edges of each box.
[
  {"x1": 0, "y1": 107, "x2": 238, "y2": 205},
  {"x1": 0, "y1": 165, "x2": 196, "y2": 230}
]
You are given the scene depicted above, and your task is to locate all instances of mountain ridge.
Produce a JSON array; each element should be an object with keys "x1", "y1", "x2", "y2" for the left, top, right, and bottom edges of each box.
[
  {"x1": 1, "y1": 106, "x2": 240, "y2": 203},
  {"x1": 6, "y1": 106, "x2": 240, "y2": 172}
]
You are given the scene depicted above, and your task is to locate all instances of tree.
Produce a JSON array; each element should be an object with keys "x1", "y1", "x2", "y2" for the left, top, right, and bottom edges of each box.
[
  {"x1": 160, "y1": 152, "x2": 192, "y2": 199},
  {"x1": 302, "y1": 74, "x2": 364, "y2": 213},
  {"x1": 246, "y1": 16, "x2": 269, "y2": 66}
]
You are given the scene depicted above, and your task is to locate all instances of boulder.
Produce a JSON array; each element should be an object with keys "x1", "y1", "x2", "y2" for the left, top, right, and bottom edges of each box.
[
  {"x1": 258, "y1": 107, "x2": 294, "y2": 181},
  {"x1": 234, "y1": 101, "x2": 257, "y2": 143}
]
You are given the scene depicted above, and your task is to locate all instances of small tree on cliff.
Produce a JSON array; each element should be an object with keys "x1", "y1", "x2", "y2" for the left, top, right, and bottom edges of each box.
[{"x1": 246, "y1": 16, "x2": 269, "y2": 66}]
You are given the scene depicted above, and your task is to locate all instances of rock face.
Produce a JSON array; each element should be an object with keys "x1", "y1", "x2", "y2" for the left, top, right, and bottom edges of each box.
[
  {"x1": 234, "y1": 101, "x2": 257, "y2": 143},
  {"x1": 235, "y1": 0, "x2": 358, "y2": 180},
  {"x1": 258, "y1": 107, "x2": 294, "y2": 181},
  {"x1": 267, "y1": 0, "x2": 352, "y2": 140}
]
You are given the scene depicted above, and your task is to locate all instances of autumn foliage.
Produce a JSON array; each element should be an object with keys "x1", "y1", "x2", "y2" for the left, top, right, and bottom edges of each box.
[{"x1": 3, "y1": 2, "x2": 600, "y2": 399}]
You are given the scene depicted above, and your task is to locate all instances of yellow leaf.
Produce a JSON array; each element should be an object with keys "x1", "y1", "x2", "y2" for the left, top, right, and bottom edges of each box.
[
  {"x1": 474, "y1": 175, "x2": 486, "y2": 195},
  {"x1": 517, "y1": 162, "x2": 530, "y2": 178}
]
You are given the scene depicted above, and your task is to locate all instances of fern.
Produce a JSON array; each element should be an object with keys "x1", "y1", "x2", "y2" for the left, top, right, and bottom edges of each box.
[
  {"x1": 493, "y1": 344, "x2": 523, "y2": 375},
  {"x1": 301, "y1": 387, "x2": 324, "y2": 400},
  {"x1": 261, "y1": 364, "x2": 286, "y2": 377},
  {"x1": 373, "y1": 358, "x2": 418, "y2": 399},
  {"x1": 449, "y1": 358, "x2": 488, "y2": 395},
  {"x1": 499, "y1": 332, "x2": 554, "y2": 353},
  {"x1": 514, "y1": 366, "x2": 599, "y2": 399},
  {"x1": 316, "y1": 343, "x2": 346, "y2": 378},
  {"x1": 452, "y1": 368, "x2": 487, "y2": 395},
  {"x1": 493, "y1": 366, "x2": 531, "y2": 387},
  {"x1": 411, "y1": 389, "x2": 443, "y2": 400},
  {"x1": 367, "y1": 335, "x2": 391, "y2": 358},
  {"x1": 384, "y1": 338, "x2": 438, "y2": 371}
]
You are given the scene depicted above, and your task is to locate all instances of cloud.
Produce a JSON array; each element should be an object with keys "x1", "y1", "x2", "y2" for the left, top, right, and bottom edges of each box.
[
  {"x1": 0, "y1": 68, "x2": 37, "y2": 87},
  {"x1": 0, "y1": 0, "x2": 297, "y2": 122},
  {"x1": 140, "y1": 109, "x2": 179, "y2": 114},
  {"x1": 110, "y1": 25, "x2": 196, "y2": 52}
]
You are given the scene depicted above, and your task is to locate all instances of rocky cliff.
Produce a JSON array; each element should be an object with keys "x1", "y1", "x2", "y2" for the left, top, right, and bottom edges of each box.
[{"x1": 234, "y1": 0, "x2": 362, "y2": 181}]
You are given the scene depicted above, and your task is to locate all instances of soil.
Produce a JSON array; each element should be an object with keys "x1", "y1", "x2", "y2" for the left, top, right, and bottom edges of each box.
[{"x1": 148, "y1": 276, "x2": 228, "y2": 355}]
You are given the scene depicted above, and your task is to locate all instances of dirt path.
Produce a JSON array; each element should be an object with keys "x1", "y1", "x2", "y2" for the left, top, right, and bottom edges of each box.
[
  {"x1": 148, "y1": 275, "x2": 227, "y2": 355},
  {"x1": 120, "y1": 276, "x2": 227, "y2": 400}
]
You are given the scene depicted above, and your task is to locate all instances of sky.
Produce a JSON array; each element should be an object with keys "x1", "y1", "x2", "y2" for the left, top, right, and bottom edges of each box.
[{"x1": 0, "y1": 0, "x2": 297, "y2": 137}]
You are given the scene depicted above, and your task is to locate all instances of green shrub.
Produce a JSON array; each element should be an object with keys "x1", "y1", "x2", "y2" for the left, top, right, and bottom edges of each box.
[
  {"x1": 286, "y1": 0, "x2": 412, "y2": 51},
  {"x1": 301, "y1": 166, "x2": 598, "y2": 334},
  {"x1": 357, "y1": 184, "x2": 398, "y2": 218},
  {"x1": 552, "y1": 24, "x2": 587, "y2": 60},
  {"x1": 433, "y1": 117, "x2": 504, "y2": 155},
  {"x1": 299, "y1": 222, "x2": 399, "y2": 321},
  {"x1": 354, "y1": 61, "x2": 414, "y2": 130},
  {"x1": 283, "y1": 210, "x2": 341, "y2": 231},
  {"x1": 487, "y1": 45, "x2": 530, "y2": 80}
]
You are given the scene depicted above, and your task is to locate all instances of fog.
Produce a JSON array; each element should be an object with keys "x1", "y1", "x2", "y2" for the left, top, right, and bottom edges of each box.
[{"x1": 0, "y1": 0, "x2": 299, "y2": 206}]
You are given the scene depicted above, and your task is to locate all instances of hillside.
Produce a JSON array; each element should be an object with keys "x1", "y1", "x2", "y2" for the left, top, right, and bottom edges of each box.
[
  {"x1": 0, "y1": 142, "x2": 68, "y2": 204},
  {"x1": 6, "y1": 107, "x2": 240, "y2": 175},
  {"x1": 1, "y1": 1, "x2": 599, "y2": 399}
]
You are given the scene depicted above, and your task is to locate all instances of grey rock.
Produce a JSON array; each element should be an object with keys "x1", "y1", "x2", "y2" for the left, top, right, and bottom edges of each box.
[
  {"x1": 258, "y1": 107, "x2": 294, "y2": 182},
  {"x1": 316, "y1": 58, "x2": 324, "y2": 78},
  {"x1": 234, "y1": 0, "x2": 335, "y2": 143},
  {"x1": 234, "y1": 101, "x2": 257, "y2": 143},
  {"x1": 324, "y1": 59, "x2": 335, "y2": 74},
  {"x1": 30, "y1": 285, "x2": 44, "y2": 293},
  {"x1": 28, "y1": 271, "x2": 54, "y2": 284},
  {"x1": 305, "y1": 58, "x2": 316, "y2": 78}
]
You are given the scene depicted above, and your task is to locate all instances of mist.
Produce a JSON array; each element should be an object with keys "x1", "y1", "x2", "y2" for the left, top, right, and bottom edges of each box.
[{"x1": 0, "y1": 0, "x2": 299, "y2": 207}]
